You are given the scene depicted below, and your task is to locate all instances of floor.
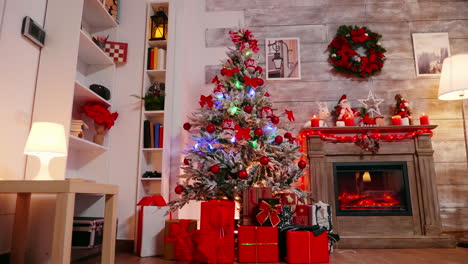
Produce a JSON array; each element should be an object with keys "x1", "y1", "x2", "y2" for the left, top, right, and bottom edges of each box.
[{"x1": 75, "y1": 247, "x2": 468, "y2": 264}]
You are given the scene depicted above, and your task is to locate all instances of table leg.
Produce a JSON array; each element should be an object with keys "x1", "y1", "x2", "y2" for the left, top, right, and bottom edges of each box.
[
  {"x1": 51, "y1": 193, "x2": 75, "y2": 264},
  {"x1": 11, "y1": 193, "x2": 31, "y2": 263},
  {"x1": 102, "y1": 194, "x2": 118, "y2": 264}
]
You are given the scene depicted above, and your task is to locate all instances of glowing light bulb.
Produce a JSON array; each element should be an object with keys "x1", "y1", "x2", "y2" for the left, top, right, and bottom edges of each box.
[
  {"x1": 363, "y1": 171, "x2": 371, "y2": 182},
  {"x1": 245, "y1": 50, "x2": 252, "y2": 56},
  {"x1": 229, "y1": 106, "x2": 238, "y2": 115},
  {"x1": 248, "y1": 88, "x2": 255, "y2": 97},
  {"x1": 230, "y1": 137, "x2": 236, "y2": 143},
  {"x1": 235, "y1": 81, "x2": 241, "y2": 89},
  {"x1": 251, "y1": 140, "x2": 258, "y2": 148}
]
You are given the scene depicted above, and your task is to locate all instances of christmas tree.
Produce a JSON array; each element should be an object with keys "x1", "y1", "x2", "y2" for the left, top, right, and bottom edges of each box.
[
  {"x1": 393, "y1": 94, "x2": 413, "y2": 124},
  {"x1": 169, "y1": 29, "x2": 308, "y2": 210}
]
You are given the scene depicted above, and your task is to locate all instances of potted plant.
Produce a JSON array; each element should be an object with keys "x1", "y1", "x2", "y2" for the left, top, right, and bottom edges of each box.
[
  {"x1": 133, "y1": 82, "x2": 165, "y2": 111},
  {"x1": 81, "y1": 103, "x2": 118, "y2": 145}
]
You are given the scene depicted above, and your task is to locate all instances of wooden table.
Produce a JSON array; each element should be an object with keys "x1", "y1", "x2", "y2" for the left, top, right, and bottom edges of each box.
[{"x1": 0, "y1": 180, "x2": 119, "y2": 264}]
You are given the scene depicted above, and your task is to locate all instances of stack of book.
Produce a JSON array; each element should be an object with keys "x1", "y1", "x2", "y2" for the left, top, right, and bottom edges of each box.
[
  {"x1": 147, "y1": 47, "x2": 166, "y2": 70},
  {"x1": 143, "y1": 120, "x2": 164, "y2": 148}
]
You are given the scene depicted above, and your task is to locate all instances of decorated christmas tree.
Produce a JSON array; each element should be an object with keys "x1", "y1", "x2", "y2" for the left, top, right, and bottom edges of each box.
[
  {"x1": 393, "y1": 94, "x2": 413, "y2": 124},
  {"x1": 169, "y1": 29, "x2": 308, "y2": 210}
]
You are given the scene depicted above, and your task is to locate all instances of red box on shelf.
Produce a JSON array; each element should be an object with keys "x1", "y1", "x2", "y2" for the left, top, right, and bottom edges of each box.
[
  {"x1": 238, "y1": 226, "x2": 279, "y2": 263},
  {"x1": 294, "y1": 204, "x2": 309, "y2": 225},
  {"x1": 286, "y1": 230, "x2": 329, "y2": 264}
]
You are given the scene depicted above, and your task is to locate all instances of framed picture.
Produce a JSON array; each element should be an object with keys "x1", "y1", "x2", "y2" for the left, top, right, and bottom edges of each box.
[
  {"x1": 265, "y1": 37, "x2": 301, "y2": 80},
  {"x1": 412, "y1": 33, "x2": 450, "y2": 77}
]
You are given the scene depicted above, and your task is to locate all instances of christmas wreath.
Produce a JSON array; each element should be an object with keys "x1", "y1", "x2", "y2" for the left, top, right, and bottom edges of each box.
[{"x1": 327, "y1": 25, "x2": 386, "y2": 78}]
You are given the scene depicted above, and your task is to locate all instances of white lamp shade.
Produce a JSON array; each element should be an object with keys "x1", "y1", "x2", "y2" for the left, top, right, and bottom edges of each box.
[
  {"x1": 24, "y1": 122, "x2": 67, "y2": 157},
  {"x1": 438, "y1": 54, "x2": 468, "y2": 101}
]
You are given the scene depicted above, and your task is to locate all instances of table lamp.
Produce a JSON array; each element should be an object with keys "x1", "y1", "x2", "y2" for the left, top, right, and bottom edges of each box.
[
  {"x1": 438, "y1": 54, "x2": 468, "y2": 167},
  {"x1": 24, "y1": 122, "x2": 67, "y2": 180}
]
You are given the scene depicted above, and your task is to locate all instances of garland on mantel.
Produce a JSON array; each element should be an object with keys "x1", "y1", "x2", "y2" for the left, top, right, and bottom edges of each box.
[{"x1": 299, "y1": 129, "x2": 433, "y2": 153}]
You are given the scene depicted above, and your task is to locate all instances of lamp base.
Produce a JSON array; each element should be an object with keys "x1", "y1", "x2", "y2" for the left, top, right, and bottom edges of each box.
[{"x1": 33, "y1": 155, "x2": 54, "y2": 180}]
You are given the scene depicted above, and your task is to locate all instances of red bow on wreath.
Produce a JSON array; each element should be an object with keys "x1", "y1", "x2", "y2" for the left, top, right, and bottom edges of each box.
[
  {"x1": 243, "y1": 76, "x2": 264, "y2": 88},
  {"x1": 200, "y1": 95, "x2": 214, "y2": 108},
  {"x1": 256, "y1": 200, "x2": 282, "y2": 227},
  {"x1": 235, "y1": 124, "x2": 251, "y2": 141}
]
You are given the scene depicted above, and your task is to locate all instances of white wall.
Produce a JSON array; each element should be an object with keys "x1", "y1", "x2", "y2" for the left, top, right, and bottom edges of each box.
[{"x1": 0, "y1": 0, "x2": 47, "y2": 254}]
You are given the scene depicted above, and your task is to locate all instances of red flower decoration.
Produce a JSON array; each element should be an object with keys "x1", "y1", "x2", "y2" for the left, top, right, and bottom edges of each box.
[
  {"x1": 199, "y1": 95, "x2": 214, "y2": 108},
  {"x1": 235, "y1": 124, "x2": 251, "y2": 141},
  {"x1": 244, "y1": 76, "x2": 263, "y2": 88},
  {"x1": 82, "y1": 103, "x2": 118, "y2": 129},
  {"x1": 220, "y1": 67, "x2": 240, "y2": 77}
]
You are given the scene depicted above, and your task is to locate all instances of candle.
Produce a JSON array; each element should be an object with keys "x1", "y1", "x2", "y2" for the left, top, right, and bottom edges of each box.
[
  {"x1": 401, "y1": 117, "x2": 410, "y2": 126},
  {"x1": 419, "y1": 114, "x2": 430, "y2": 125},
  {"x1": 336, "y1": 121, "x2": 345, "y2": 127},
  {"x1": 310, "y1": 115, "x2": 320, "y2": 127},
  {"x1": 344, "y1": 116, "x2": 355, "y2": 126},
  {"x1": 391, "y1": 115, "x2": 402, "y2": 126},
  {"x1": 375, "y1": 117, "x2": 385, "y2": 126}
]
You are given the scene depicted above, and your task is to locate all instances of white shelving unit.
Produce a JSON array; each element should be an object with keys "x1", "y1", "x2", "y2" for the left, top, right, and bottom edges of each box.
[
  {"x1": 69, "y1": 135, "x2": 109, "y2": 153},
  {"x1": 78, "y1": 30, "x2": 114, "y2": 66}
]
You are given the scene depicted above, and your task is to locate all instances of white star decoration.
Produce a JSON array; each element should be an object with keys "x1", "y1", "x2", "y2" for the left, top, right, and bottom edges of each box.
[{"x1": 358, "y1": 89, "x2": 384, "y2": 117}]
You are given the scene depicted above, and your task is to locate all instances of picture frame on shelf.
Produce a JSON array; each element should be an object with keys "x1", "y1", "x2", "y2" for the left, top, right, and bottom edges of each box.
[
  {"x1": 412, "y1": 33, "x2": 450, "y2": 77},
  {"x1": 104, "y1": 0, "x2": 120, "y2": 23},
  {"x1": 265, "y1": 37, "x2": 301, "y2": 80}
]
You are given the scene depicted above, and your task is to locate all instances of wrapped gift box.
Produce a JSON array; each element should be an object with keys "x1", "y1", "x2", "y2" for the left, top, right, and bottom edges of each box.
[
  {"x1": 293, "y1": 204, "x2": 309, "y2": 225},
  {"x1": 242, "y1": 187, "x2": 272, "y2": 225},
  {"x1": 286, "y1": 230, "x2": 329, "y2": 264},
  {"x1": 256, "y1": 198, "x2": 281, "y2": 227},
  {"x1": 163, "y1": 219, "x2": 197, "y2": 260},
  {"x1": 238, "y1": 226, "x2": 279, "y2": 263},
  {"x1": 275, "y1": 192, "x2": 297, "y2": 206},
  {"x1": 278, "y1": 205, "x2": 294, "y2": 230},
  {"x1": 310, "y1": 201, "x2": 333, "y2": 231},
  {"x1": 136, "y1": 195, "x2": 169, "y2": 257},
  {"x1": 197, "y1": 200, "x2": 235, "y2": 263}
]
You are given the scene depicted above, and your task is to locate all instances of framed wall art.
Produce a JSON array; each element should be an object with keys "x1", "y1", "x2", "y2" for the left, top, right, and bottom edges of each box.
[
  {"x1": 412, "y1": 32, "x2": 450, "y2": 77},
  {"x1": 265, "y1": 37, "x2": 301, "y2": 80}
]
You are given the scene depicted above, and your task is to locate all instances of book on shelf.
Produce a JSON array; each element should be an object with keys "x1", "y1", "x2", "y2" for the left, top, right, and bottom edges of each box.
[
  {"x1": 159, "y1": 125, "x2": 164, "y2": 148},
  {"x1": 147, "y1": 47, "x2": 166, "y2": 70},
  {"x1": 150, "y1": 121, "x2": 155, "y2": 148},
  {"x1": 143, "y1": 120, "x2": 151, "y2": 148},
  {"x1": 143, "y1": 122, "x2": 164, "y2": 149},
  {"x1": 154, "y1": 122, "x2": 160, "y2": 148}
]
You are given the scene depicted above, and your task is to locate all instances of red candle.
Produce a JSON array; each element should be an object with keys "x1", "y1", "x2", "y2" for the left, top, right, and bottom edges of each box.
[
  {"x1": 419, "y1": 114, "x2": 430, "y2": 125},
  {"x1": 310, "y1": 115, "x2": 320, "y2": 127},
  {"x1": 391, "y1": 115, "x2": 402, "y2": 126},
  {"x1": 344, "y1": 116, "x2": 355, "y2": 126}
]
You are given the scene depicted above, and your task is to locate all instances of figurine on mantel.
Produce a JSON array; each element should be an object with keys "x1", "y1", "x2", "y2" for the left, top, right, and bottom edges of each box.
[
  {"x1": 303, "y1": 102, "x2": 331, "y2": 128},
  {"x1": 393, "y1": 94, "x2": 413, "y2": 125},
  {"x1": 333, "y1": 94, "x2": 359, "y2": 126}
]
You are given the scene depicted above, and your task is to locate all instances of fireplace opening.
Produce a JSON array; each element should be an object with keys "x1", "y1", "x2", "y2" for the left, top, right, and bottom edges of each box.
[{"x1": 333, "y1": 162, "x2": 412, "y2": 216}]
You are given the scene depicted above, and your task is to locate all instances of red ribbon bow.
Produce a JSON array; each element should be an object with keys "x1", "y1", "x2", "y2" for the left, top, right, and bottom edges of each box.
[
  {"x1": 285, "y1": 109, "x2": 295, "y2": 122},
  {"x1": 221, "y1": 67, "x2": 240, "y2": 77},
  {"x1": 243, "y1": 76, "x2": 264, "y2": 88},
  {"x1": 211, "y1": 75, "x2": 220, "y2": 84},
  {"x1": 164, "y1": 220, "x2": 196, "y2": 261},
  {"x1": 256, "y1": 200, "x2": 282, "y2": 227},
  {"x1": 235, "y1": 124, "x2": 251, "y2": 141},
  {"x1": 199, "y1": 95, "x2": 214, "y2": 108}
]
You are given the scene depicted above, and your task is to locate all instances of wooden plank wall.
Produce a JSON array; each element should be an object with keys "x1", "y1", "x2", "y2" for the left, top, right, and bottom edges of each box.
[{"x1": 204, "y1": 0, "x2": 468, "y2": 232}]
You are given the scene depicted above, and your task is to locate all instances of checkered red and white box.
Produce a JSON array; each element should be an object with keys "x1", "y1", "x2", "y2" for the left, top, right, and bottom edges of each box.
[{"x1": 104, "y1": 41, "x2": 128, "y2": 64}]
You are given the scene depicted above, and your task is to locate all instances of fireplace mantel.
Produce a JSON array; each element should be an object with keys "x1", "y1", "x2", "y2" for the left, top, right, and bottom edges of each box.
[{"x1": 302, "y1": 125, "x2": 455, "y2": 248}]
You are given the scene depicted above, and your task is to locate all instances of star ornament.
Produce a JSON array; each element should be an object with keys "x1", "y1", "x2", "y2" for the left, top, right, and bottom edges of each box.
[{"x1": 358, "y1": 89, "x2": 384, "y2": 117}]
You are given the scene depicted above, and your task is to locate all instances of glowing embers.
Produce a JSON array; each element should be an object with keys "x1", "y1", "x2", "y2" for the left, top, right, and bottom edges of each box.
[{"x1": 337, "y1": 191, "x2": 401, "y2": 210}]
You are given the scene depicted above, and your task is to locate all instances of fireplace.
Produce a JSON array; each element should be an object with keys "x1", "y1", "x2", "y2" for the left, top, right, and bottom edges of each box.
[
  {"x1": 334, "y1": 162, "x2": 412, "y2": 216},
  {"x1": 302, "y1": 126, "x2": 456, "y2": 248}
]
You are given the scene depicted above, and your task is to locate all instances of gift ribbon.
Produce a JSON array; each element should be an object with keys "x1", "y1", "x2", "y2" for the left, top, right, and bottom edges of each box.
[
  {"x1": 164, "y1": 220, "x2": 195, "y2": 261},
  {"x1": 239, "y1": 227, "x2": 278, "y2": 263},
  {"x1": 256, "y1": 200, "x2": 281, "y2": 227}
]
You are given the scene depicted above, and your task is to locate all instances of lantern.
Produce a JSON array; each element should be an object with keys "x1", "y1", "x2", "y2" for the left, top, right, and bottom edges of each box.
[{"x1": 150, "y1": 8, "x2": 168, "y2": 41}]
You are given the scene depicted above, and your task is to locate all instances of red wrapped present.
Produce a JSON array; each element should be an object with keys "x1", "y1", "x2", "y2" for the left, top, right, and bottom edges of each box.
[
  {"x1": 256, "y1": 199, "x2": 281, "y2": 227},
  {"x1": 238, "y1": 226, "x2": 279, "y2": 263},
  {"x1": 163, "y1": 219, "x2": 197, "y2": 260},
  {"x1": 286, "y1": 230, "x2": 329, "y2": 264},
  {"x1": 196, "y1": 200, "x2": 235, "y2": 263},
  {"x1": 275, "y1": 192, "x2": 297, "y2": 206},
  {"x1": 242, "y1": 187, "x2": 272, "y2": 225},
  {"x1": 293, "y1": 204, "x2": 309, "y2": 225}
]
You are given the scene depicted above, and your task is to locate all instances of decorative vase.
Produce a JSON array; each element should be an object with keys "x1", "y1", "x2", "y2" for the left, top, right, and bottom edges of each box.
[{"x1": 93, "y1": 122, "x2": 106, "y2": 145}]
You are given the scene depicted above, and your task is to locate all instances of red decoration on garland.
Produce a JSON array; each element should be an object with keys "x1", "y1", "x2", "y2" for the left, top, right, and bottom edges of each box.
[
  {"x1": 183, "y1": 158, "x2": 191, "y2": 165},
  {"x1": 243, "y1": 105, "x2": 253, "y2": 114},
  {"x1": 271, "y1": 116, "x2": 280, "y2": 124},
  {"x1": 259, "y1": 156, "x2": 270, "y2": 166},
  {"x1": 206, "y1": 124, "x2": 215, "y2": 133},
  {"x1": 285, "y1": 109, "x2": 295, "y2": 122},
  {"x1": 238, "y1": 170, "x2": 248, "y2": 179},
  {"x1": 274, "y1": 135, "x2": 283, "y2": 144},
  {"x1": 284, "y1": 132, "x2": 292, "y2": 139},
  {"x1": 183, "y1": 122, "x2": 191, "y2": 131},
  {"x1": 298, "y1": 160, "x2": 307, "y2": 169},
  {"x1": 211, "y1": 76, "x2": 220, "y2": 84},
  {"x1": 243, "y1": 76, "x2": 263, "y2": 88},
  {"x1": 199, "y1": 95, "x2": 214, "y2": 108},
  {"x1": 210, "y1": 165, "x2": 221, "y2": 174},
  {"x1": 175, "y1": 185, "x2": 184, "y2": 194},
  {"x1": 256, "y1": 66, "x2": 263, "y2": 74},
  {"x1": 254, "y1": 128, "x2": 264, "y2": 137},
  {"x1": 264, "y1": 92, "x2": 270, "y2": 97},
  {"x1": 327, "y1": 25, "x2": 386, "y2": 78},
  {"x1": 235, "y1": 125, "x2": 251, "y2": 141},
  {"x1": 222, "y1": 119, "x2": 236, "y2": 130},
  {"x1": 220, "y1": 67, "x2": 240, "y2": 77},
  {"x1": 229, "y1": 29, "x2": 260, "y2": 53},
  {"x1": 260, "y1": 107, "x2": 273, "y2": 118}
]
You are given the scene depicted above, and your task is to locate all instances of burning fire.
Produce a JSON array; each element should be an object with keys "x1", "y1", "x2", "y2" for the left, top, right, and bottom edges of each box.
[{"x1": 338, "y1": 192, "x2": 401, "y2": 210}]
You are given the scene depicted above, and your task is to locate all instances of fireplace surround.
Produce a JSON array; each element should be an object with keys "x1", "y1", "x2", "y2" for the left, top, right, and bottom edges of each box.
[{"x1": 302, "y1": 125, "x2": 455, "y2": 248}]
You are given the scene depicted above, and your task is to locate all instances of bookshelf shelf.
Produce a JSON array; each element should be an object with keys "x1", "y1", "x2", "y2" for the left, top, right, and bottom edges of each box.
[
  {"x1": 144, "y1": 110, "x2": 164, "y2": 118},
  {"x1": 140, "y1": 178, "x2": 162, "y2": 181},
  {"x1": 69, "y1": 135, "x2": 108, "y2": 153},
  {"x1": 146, "y1": 69, "x2": 166, "y2": 79},
  {"x1": 74, "y1": 81, "x2": 112, "y2": 108},
  {"x1": 78, "y1": 30, "x2": 114, "y2": 66},
  {"x1": 82, "y1": 0, "x2": 118, "y2": 31},
  {"x1": 148, "y1": 40, "x2": 167, "y2": 48},
  {"x1": 142, "y1": 148, "x2": 163, "y2": 152}
]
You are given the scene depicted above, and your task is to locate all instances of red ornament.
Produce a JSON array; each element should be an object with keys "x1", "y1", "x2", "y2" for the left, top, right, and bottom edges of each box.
[
  {"x1": 257, "y1": 78, "x2": 264, "y2": 86},
  {"x1": 183, "y1": 122, "x2": 191, "y2": 131},
  {"x1": 244, "y1": 105, "x2": 253, "y2": 114},
  {"x1": 238, "y1": 170, "x2": 248, "y2": 179},
  {"x1": 274, "y1": 135, "x2": 283, "y2": 144},
  {"x1": 222, "y1": 119, "x2": 235, "y2": 130},
  {"x1": 265, "y1": 92, "x2": 270, "y2": 97},
  {"x1": 175, "y1": 185, "x2": 184, "y2": 194},
  {"x1": 206, "y1": 124, "x2": 215, "y2": 133},
  {"x1": 254, "y1": 128, "x2": 264, "y2": 137},
  {"x1": 298, "y1": 160, "x2": 307, "y2": 169},
  {"x1": 271, "y1": 116, "x2": 280, "y2": 124},
  {"x1": 260, "y1": 107, "x2": 273, "y2": 118},
  {"x1": 284, "y1": 132, "x2": 292, "y2": 139},
  {"x1": 210, "y1": 164, "x2": 221, "y2": 174},
  {"x1": 256, "y1": 66, "x2": 263, "y2": 74},
  {"x1": 183, "y1": 158, "x2": 191, "y2": 165},
  {"x1": 259, "y1": 156, "x2": 269, "y2": 166}
]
